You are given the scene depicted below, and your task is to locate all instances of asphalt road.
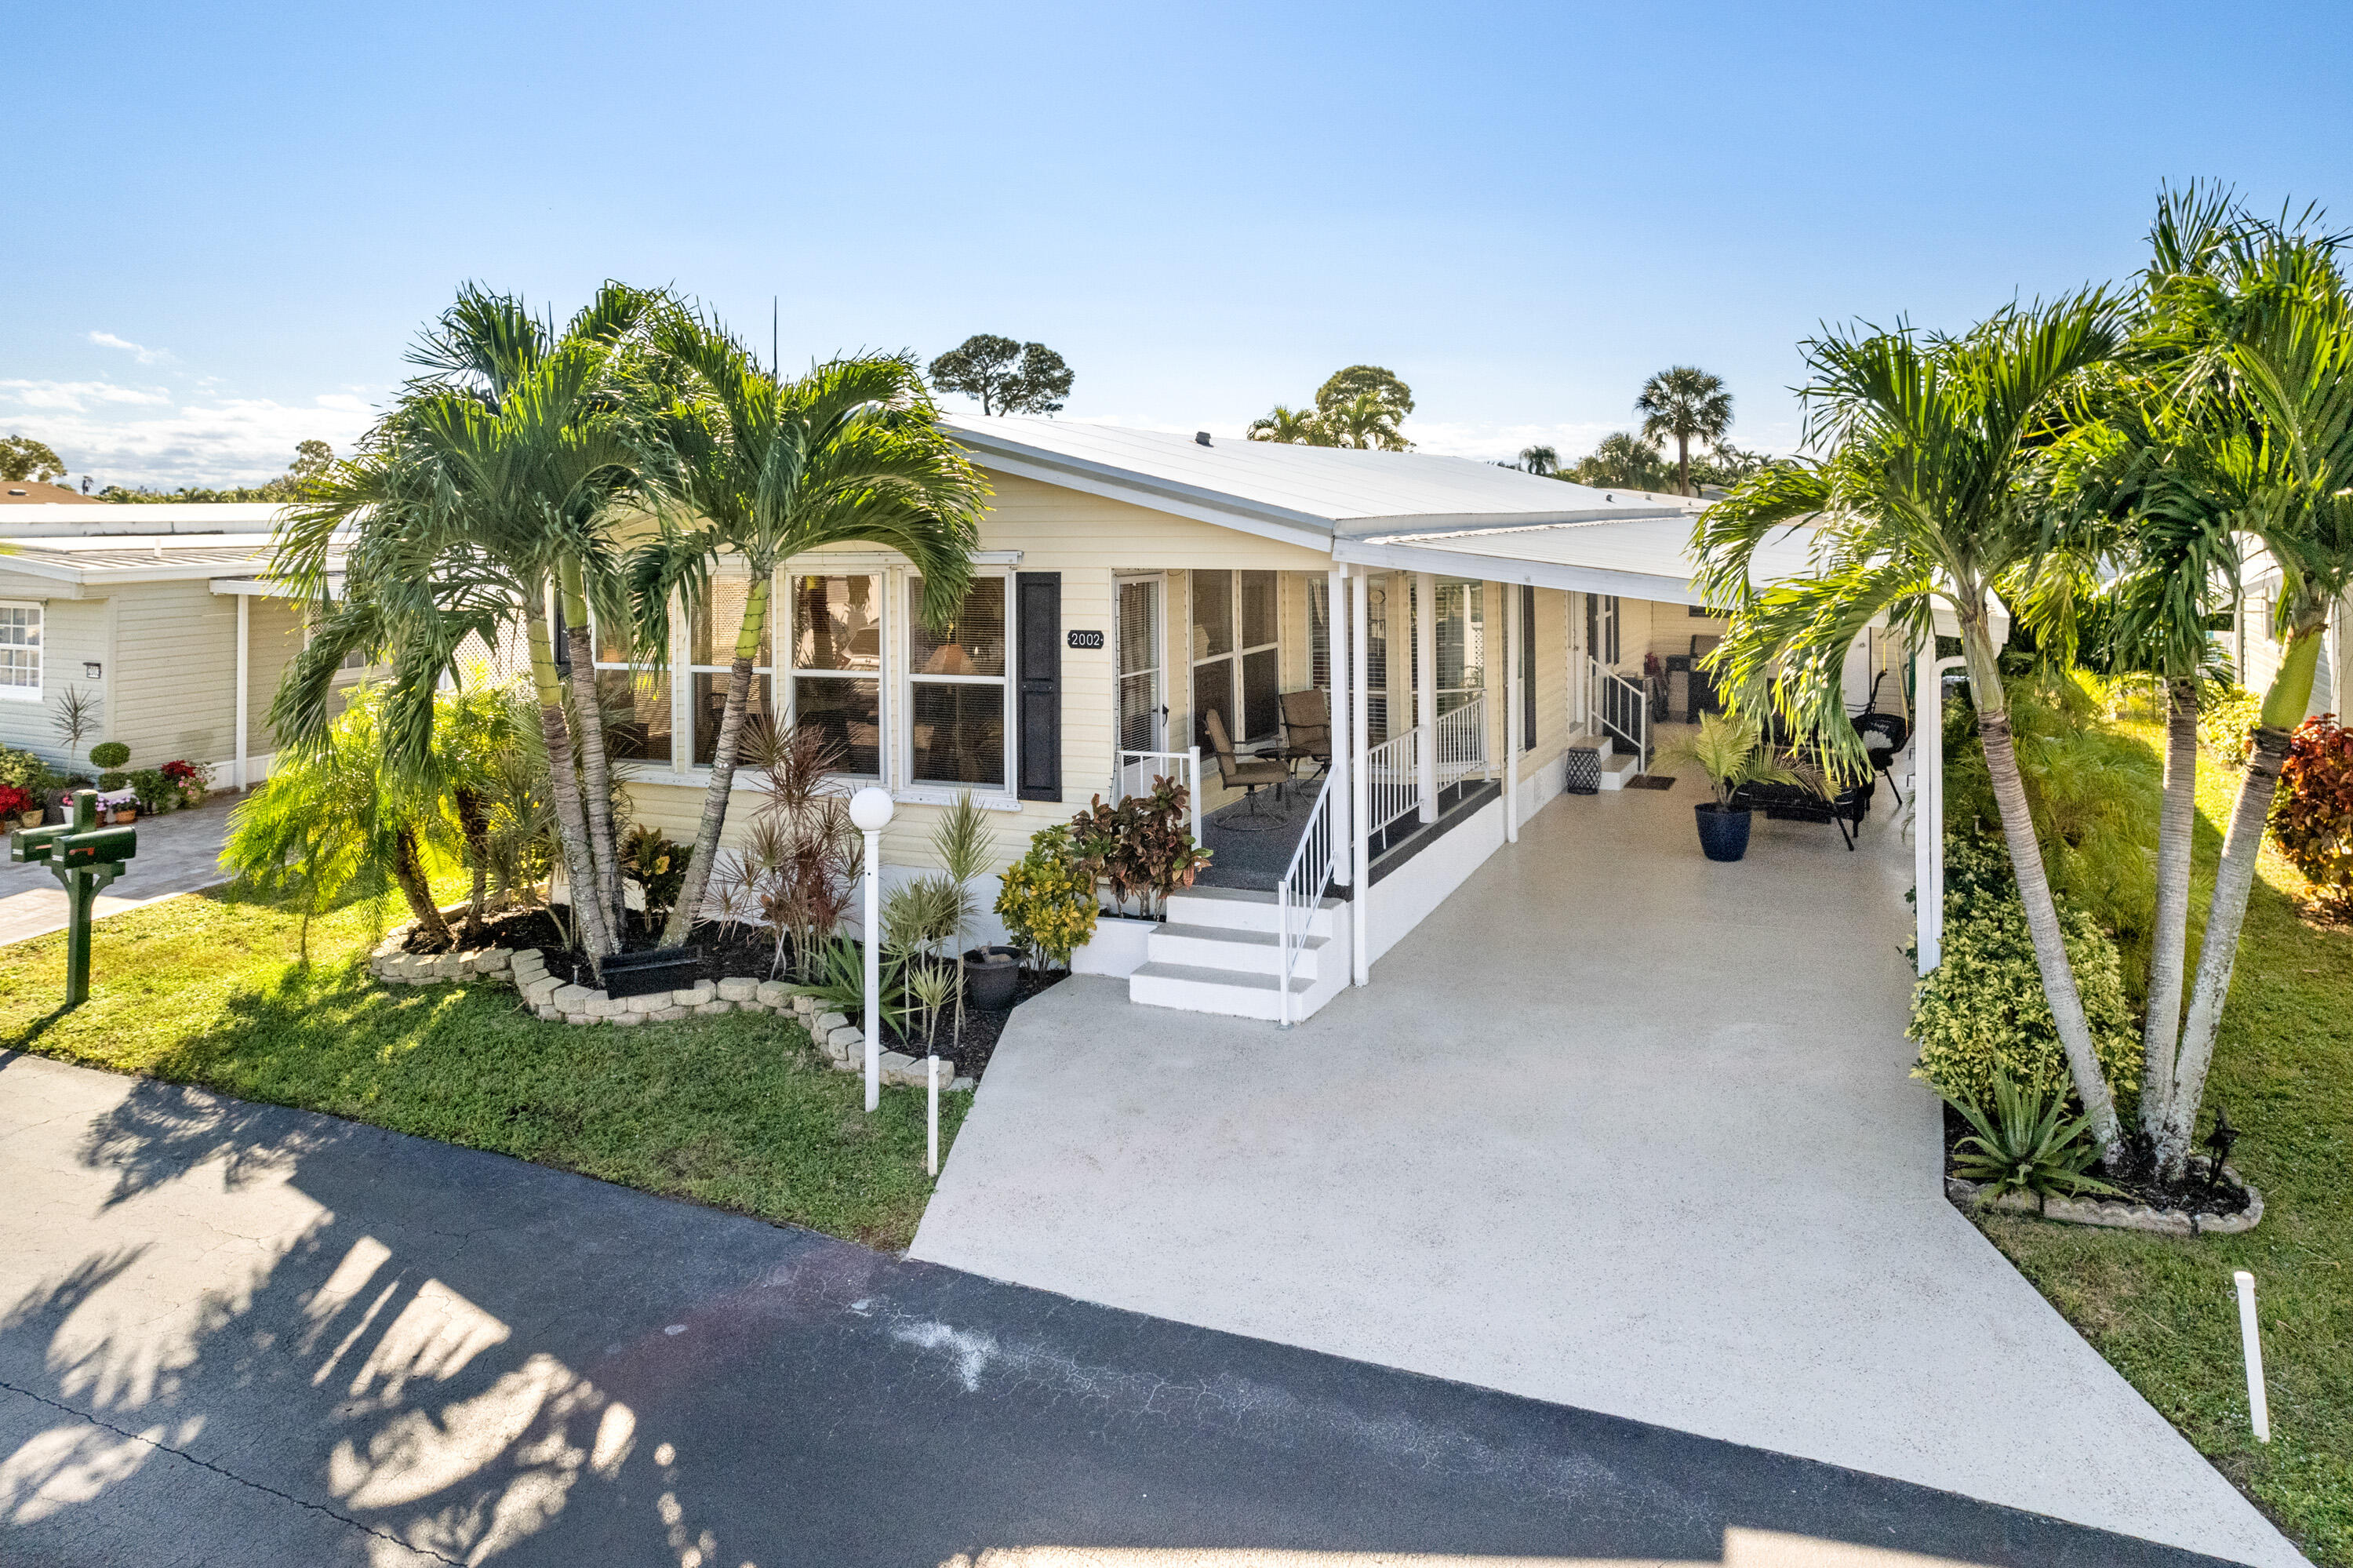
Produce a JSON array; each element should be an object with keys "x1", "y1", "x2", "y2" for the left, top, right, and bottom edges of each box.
[{"x1": 0, "y1": 1051, "x2": 2251, "y2": 1568}]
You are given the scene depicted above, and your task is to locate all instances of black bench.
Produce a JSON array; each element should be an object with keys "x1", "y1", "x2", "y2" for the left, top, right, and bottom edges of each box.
[{"x1": 1731, "y1": 774, "x2": 1877, "y2": 850}]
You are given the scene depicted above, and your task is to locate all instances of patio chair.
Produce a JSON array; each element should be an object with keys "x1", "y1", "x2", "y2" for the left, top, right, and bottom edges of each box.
[
  {"x1": 1850, "y1": 672, "x2": 1911, "y2": 807},
  {"x1": 1278, "y1": 689, "x2": 1333, "y2": 778},
  {"x1": 1204, "y1": 709, "x2": 1289, "y2": 816}
]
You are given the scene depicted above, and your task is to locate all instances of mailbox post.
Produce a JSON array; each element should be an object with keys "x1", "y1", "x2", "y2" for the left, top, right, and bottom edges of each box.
[{"x1": 12, "y1": 789, "x2": 136, "y2": 1008}]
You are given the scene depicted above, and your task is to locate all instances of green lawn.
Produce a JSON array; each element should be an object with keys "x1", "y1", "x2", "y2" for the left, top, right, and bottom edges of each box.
[
  {"x1": 1977, "y1": 742, "x2": 2353, "y2": 1566},
  {"x1": 0, "y1": 882, "x2": 963, "y2": 1250}
]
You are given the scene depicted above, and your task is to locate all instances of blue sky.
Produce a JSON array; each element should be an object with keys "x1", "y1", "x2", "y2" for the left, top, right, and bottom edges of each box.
[{"x1": 9, "y1": 1, "x2": 2351, "y2": 488}]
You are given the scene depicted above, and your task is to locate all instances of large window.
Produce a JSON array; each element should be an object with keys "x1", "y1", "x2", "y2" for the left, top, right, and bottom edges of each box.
[
  {"x1": 591, "y1": 613, "x2": 672, "y2": 762},
  {"x1": 1435, "y1": 578, "x2": 1483, "y2": 716},
  {"x1": 906, "y1": 574, "x2": 1006, "y2": 788},
  {"x1": 791, "y1": 573, "x2": 883, "y2": 777},
  {"x1": 0, "y1": 605, "x2": 38, "y2": 697},
  {"x1": 1190, "y1": 569, "x2": 1278, "y2": 746},
  {"x1": 686, "y1": 569, "x2": 775, "y2": 766}
]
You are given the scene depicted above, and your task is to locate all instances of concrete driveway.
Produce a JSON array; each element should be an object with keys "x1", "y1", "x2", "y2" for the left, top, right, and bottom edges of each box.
[
  {"x1": 913, "y1": 786, "x2": 2305, "y2": 1568},
  {"x1": 0, "y1": 792, "x2": 237, "y2": 948}
]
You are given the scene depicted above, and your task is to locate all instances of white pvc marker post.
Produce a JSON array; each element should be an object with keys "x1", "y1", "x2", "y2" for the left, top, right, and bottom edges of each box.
[
  {"x1": 926, "y1": 1054, "x2": 940, "y2": 1176},
  {"x1": 2235, "y1": 1270, "x2": 2271, "y2": 1443},
  {"x1": 849, "y1": 786, "x2": 894, "y2": 1114}
]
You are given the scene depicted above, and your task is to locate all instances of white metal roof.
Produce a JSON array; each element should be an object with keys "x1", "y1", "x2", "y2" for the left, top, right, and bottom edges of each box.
[
  {"x1": 1336, "y1": 515, "x2": 1822, "y2": 604},
  {"x1": 940, "y1": 417, "x2": 1696, "y2": 551},
  {"x1": 0, "y1": 502, "x2": 293, "y2": 538}
]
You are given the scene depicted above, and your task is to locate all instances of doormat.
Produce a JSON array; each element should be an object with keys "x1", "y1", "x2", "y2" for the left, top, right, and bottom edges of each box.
[{"x1": 1627, "y1": 774, "x2": 1678, "y2": 790}]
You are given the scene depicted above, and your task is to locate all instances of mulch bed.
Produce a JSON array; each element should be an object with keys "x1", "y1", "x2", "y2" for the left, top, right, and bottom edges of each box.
[
  {"x1": 1940, "y1": 1101, "x2": 2252, "y2": 1216},
  {"x1": 397, "y1": 901, "x2": 1067, "y2": 1079}
]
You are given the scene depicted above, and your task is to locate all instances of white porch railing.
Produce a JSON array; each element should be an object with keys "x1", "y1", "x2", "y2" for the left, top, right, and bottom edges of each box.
[
  {"x1": 1591, "y1": 658, "x2": 1649, "y2": 773},
  {"x1": 1276, "y1": 769, "x2": 1337, "y2": 1027},
  {"x1": 1365, "y1": 726, "x2": 1421, "y2": 837},
  {"x1": 1435, "y1": 692, "x2": 1488, "y2": 788},
  {"x1": 1115, "y1": 747, "x2": 1204, "y2": 845}
]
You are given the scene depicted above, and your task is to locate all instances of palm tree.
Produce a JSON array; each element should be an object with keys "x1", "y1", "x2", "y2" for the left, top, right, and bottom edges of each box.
[
  {"x1": 1694, "y1": 293, "x2": 2133, "y2": 1166},
  {"x1": 1246, "y1": 405, "x2": 1329, "y2": 445},
  {"x1": 275, "y1": 282, "x2": 662, "y2": 969},
  {"x1": 1566, "y1": 431, "x2": 1676, "y2": 491},
  {"x1": 1518, "y1": 444, "x2": 1558, "y2": 476},
  {"x1": 633, "y1": 314, "x2": 989, "y2": 948},
  {"x1": 1636, "y1": 366, "x2": 1734, "y2": 497},
  {"x1": 2115, "y1": 196, "x2": 2353, "y2": 1179},
  {"x1": 1324, "y1": 390, "x2": 1409, "y2": 451}
]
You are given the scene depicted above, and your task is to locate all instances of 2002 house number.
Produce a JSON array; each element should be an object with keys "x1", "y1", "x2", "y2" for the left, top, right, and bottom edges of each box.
[{"x1": 1067, "y1": 629, "x2": 1107, "y2": 649}]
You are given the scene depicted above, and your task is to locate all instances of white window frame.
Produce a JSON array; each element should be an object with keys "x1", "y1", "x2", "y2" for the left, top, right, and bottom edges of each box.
[
  {"x1": 0, "y1": 602, "x2": 38, "y2": 700},
  {"x1": 896, "y1": 566, "x2": 1016, "y2": 802}
]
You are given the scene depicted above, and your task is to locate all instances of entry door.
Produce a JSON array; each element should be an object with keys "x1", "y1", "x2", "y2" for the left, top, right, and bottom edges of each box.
[{"x1": 1115, "y1": 574, "x2": 1166, "y2": 793}]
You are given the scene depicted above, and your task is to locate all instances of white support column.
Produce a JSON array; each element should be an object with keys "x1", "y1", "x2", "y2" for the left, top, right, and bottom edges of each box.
[
  {"x1": 1351, "y1": 569, "x2": 1371, "y2": 986},
  {"x1": 1504, "y1": 581, "x2": 1521, "y2": 843},
  {"x1": 1327, "y1": 565, "x2": 1353, "y2": 889},
  {"x1": 1414, "y1": 570, "x2": 1437, "y2": 823},
  {"x1": 235, "y1": 592, "x2": 250, "y2": 790}
]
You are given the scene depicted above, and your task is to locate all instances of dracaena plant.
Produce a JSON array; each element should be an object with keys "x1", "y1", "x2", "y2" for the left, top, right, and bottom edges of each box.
[{"x1": 1944, "y1": 1073, "x2": 2124, "y2": 1205}]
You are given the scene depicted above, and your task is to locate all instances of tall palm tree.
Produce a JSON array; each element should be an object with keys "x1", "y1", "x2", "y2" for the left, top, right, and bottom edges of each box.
[
  {"x1": 2118, "y1": 198, "x2": 2353, "y2": 1178},
  {"x1": 1694, "y1": 293, "x2": 2133, "y2": 1166},
  {"x1": 1567, "y1": 431, "x2": 1676, "y2": 491},
  {"x1": 1518, "y1": 444, "x2": 1558, "y2": 476},
  {"x1": 275, "y1": 282, "x2": 662, "y2": 969},
  {"x1": 1324, "y1": 390, "x2": 1409, "y2": 451},
  {"x1": 1636, "y1": 366, "x2": 1734, "y2": 496},
  {"x1": 634, "y1": 315, "x2": 989, "y2": 948}
]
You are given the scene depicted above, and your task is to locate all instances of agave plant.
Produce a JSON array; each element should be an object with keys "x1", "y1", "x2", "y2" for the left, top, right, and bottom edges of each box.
[{"x1": 1945, "y1": 1074, "x2": 2124, "y2": 1204}]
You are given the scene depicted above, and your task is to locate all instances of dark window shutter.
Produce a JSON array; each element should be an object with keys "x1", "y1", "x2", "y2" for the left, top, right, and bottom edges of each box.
[
  {"x1": 1584, "y1": 592, "x2": 1596, "y2": 667},
  {"x1": 1016, "y1": 572, "x2": 1062, "y2": 801},
  {"x1": 1521, "y1": 584, "x2": 1537, "y2": 751}
]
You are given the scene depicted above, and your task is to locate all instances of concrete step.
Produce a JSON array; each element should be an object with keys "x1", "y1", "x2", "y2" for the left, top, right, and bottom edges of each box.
[
  {"x1": 1564, "y1": 726, "x2": 1616, "y2": 759},
  {"x1": 1148, "y1": 922, "x2": 1333, "y2": 979},
  {"x1": 1162, "y1": 884, "x2": 1344, "y2": 938},
  {"x1": 1597, "y1": 751, "x2": 1642, "y2": 791},
  {"x1": 1128, "y1": 960, "x2": 1315, "y2": 1021}
]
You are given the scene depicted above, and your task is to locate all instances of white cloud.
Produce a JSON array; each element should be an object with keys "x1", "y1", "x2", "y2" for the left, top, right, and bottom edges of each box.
[
  {"x1": 88, "y1": 331, "x2": 172, "y2": 366},
  {"x1": 1, "y1": 391, "x2": 377, "y2": 489}
]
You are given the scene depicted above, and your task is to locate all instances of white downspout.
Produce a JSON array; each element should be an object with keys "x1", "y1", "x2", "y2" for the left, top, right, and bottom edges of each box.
[
  {"x1": 235, "y1": 591, "x2": 249, "y2": 790},
  {"x1": 1351, "y1": 569, "x2": 1371, "y2": 986},
  {"x1": 1414, "y1": 570, "x2": 1437, "y2": 823},
  {"x1": 1504, "y1": 581, "x2": 1521, "y2": 843}
]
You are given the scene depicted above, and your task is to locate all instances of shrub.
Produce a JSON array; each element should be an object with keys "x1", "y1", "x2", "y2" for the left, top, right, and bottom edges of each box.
[
  {"x1": 1944, "y1": 1074, "x2": 2123, "y2": 1202},
  {"x1": 0, "y1": 745, "x2": 44, "y2": 793},
  {"x1": 2270, "y1": 714, "x2": 2353, "y2": 915},
  {"x1": 1910, "y1": 831, "x2": 2141, "y2": 1109},
  {"x1": 995, "y1": 824, "x2": 1098, "y2": 969},
  {"x1": 0, "y1": 784, "x2": 32, "y2": 820},
  {"x1": 1067, "y1": 776, "x2": 1210, "y2": 919},
  {"x1": 128, "y1": 768, "x2": 178, "y2": 813},
  {"x1": 620, "y1": 824, "x2": 688, "y2": 926},
  {"x1": 97, "y1": 770, "x2": 129, "y2": 792},
  {"x1": 2198, "y1": 682, "x2": 2261, "y2": 766},
  {"x1": 88, "y1": 741, "x2": 129, "y2": 770}
]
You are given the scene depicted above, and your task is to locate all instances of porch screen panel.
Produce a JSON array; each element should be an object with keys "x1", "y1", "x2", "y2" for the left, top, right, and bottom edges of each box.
[
  {"x1": 1117, "y1": 579, "x2": 1159, "y2": 753},
  {"x1": 1520, "y1": 584, "x2": 1537, "y2": 751},
  {"x1": 1365, "y1": 574, "x2": 1391, "y2": 743},
  {"x1": 1238, "y1": 570, "x2": 1278, "y2": 740},
  {"x1": 908, "y1": 574, "x2": 1006, "y2": 788},
  {"x1": 688, "y1": 570, "x2": 775, "y2": 766},
  {"x1": 791, "y1": 573, "x2": 882, "y2": 777},
  {"x1": 590, "y1": 611, "x2": 671, "y2": 762},
  {"x1": 1309, "y1": 580, "x2": 1329, "y2": 691},
  {"x1": 1190, "y1": 569, "x2": 1234, "y2": 748},
  {"x1": 1435, "y1": 579, "x2": 1483, "y2": 716}
]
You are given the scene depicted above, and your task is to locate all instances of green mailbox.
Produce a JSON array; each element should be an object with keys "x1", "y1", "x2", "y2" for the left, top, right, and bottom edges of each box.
[{"x1": 10, "y1": 790, "x2": 136, "y2": 1007}]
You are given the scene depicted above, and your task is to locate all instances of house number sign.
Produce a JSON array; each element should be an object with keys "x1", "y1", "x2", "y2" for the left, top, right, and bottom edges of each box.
[{"x1": 1067, "y1": 629, "x2": 1106, "y2": 649}]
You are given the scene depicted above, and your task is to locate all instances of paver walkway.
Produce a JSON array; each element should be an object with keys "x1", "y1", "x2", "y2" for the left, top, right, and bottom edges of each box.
[
  {"x1": 0, "y1": 793, "x2": 237, "y2": 948},
  {"x1": 0, "y1": 1052, "x2": 2233, "y2": 1566},
  {"x1": 914, "y1": 786, "x2": 2305, "y2": 1568}
]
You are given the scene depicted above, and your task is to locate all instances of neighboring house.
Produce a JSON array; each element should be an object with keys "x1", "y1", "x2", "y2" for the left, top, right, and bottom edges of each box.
[
  {"x1": 2230, "y1": 562, "x2": 2353, "y2": 722},
  {"x1": 1, "y1": 480, "x2": 93, "y2": 504},
  {"x1": 0, "y1": 504, "x2": 340, "y2": 788},
  {"x1": 612, "y1": 417, "x2": 1886, "y2": 1021}
]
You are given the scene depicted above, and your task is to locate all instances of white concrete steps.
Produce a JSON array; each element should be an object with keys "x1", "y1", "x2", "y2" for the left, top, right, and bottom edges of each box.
[
  {"x1": 1598, "y1": 751, "x2": 1642, "y2": 791},
  {"x1": 1129, "y1": 886, "x2": 1352, "y2": 1022}
]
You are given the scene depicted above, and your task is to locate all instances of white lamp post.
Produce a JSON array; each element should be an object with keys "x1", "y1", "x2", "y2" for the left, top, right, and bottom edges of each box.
[{"x1": 849, "y1": 786, "x2": 894, "y2": 1112}]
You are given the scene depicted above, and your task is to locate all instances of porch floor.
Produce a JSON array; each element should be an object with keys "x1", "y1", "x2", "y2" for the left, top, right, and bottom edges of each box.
[
  {"x1": 913, "y1": 784, "x2": 2300, "y2": 1568},
  {"x1": 1196, "y1": 775, "x2": 1497, "y2": 893}
]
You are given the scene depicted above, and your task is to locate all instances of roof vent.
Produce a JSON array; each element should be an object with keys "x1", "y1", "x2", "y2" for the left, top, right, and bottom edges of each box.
[{"x1": 1195, "y1": 431, "x2": 1212, "y2": 447}]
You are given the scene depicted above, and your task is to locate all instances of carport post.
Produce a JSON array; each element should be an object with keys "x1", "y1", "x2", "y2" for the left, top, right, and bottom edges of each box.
[
  {"x1": 1504, "y1": 580, "x2": 1520, "y2": 843},
  {"x1": 235, "y1": 592, "x2": 249, "y2": 790},
  {"x1": 1413, "y1": 572, "x2": 1437, "y2": 823},
  {"x1": 1913, "y1": 641, "x2": 1966, "y2": 971},
  {"x1": 1327, "y1": 565, "x2": 1352, "y2": 889},
  {"x1": 1351, "y1": 569, "x2": 1371, "y2": 986}
]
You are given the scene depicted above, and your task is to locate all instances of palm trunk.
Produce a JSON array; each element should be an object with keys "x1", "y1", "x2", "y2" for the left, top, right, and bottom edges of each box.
[
  {"x1": 2138, "y1": 677, "x2": 2199, "y2": 1144},
  {"x1": 1676, "y1": 435, "x2": 1692, "y2": 497},
  {"x1": 558, "y1": 557, "x2": 623, "y2": 937},
  {"x1": 453, "y1": 785, "x2": 492, "y2": 941},
  {"x1": 527, "y1": 609, "x2": 615, "y2": 966},
  {"x1": 1965, "y1": 617, "x2": 2125, "y2": 1164},
  {"x1": 2158, "y1": 623, "x2": 2322, "y2": 1178},
  {"x1": 662, "y1": 577, "x2": 769, "y2": 947},
  {"x1": 391, "y1": 824, "x2": 452, "y2": 947}
]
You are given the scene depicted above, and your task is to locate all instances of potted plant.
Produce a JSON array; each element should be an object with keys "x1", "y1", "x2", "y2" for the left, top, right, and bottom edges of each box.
[
  {"x1": 0, "y1": 784, "x2": 35, "y2": 831},
  {"x1": 162, "y1": 759, "x2": 212, "y2": 808},
  {"x1": 129, "y1": 768, "x2": 178, "y2": 818},
  {"x1": 1662, "y1": 710, "x2": 1809, "y2": 863}
]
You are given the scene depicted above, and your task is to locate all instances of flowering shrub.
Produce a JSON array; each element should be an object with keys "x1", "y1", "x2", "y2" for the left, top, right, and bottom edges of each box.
[
  {"x1": 2270, "y1": 714, "x2": 2353, "y2": 915},
  {"x1": 160, "y1": 759, "x2": 210, "y2": 787},
  {"x1": 0, "y1": 746, "x2": 44, "y2": 794},
  {"x1": 0, "y1": 784, "x2": 33, "y2": 820}
]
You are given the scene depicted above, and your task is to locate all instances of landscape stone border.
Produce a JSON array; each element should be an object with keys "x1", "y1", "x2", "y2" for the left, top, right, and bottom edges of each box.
[
  {"x1": 366, "y1": 931, "x2": 974, "y2": 1093},
  {"x1": 1945, "y1": 1166, "x2": 2261, "y2": 1236}
]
